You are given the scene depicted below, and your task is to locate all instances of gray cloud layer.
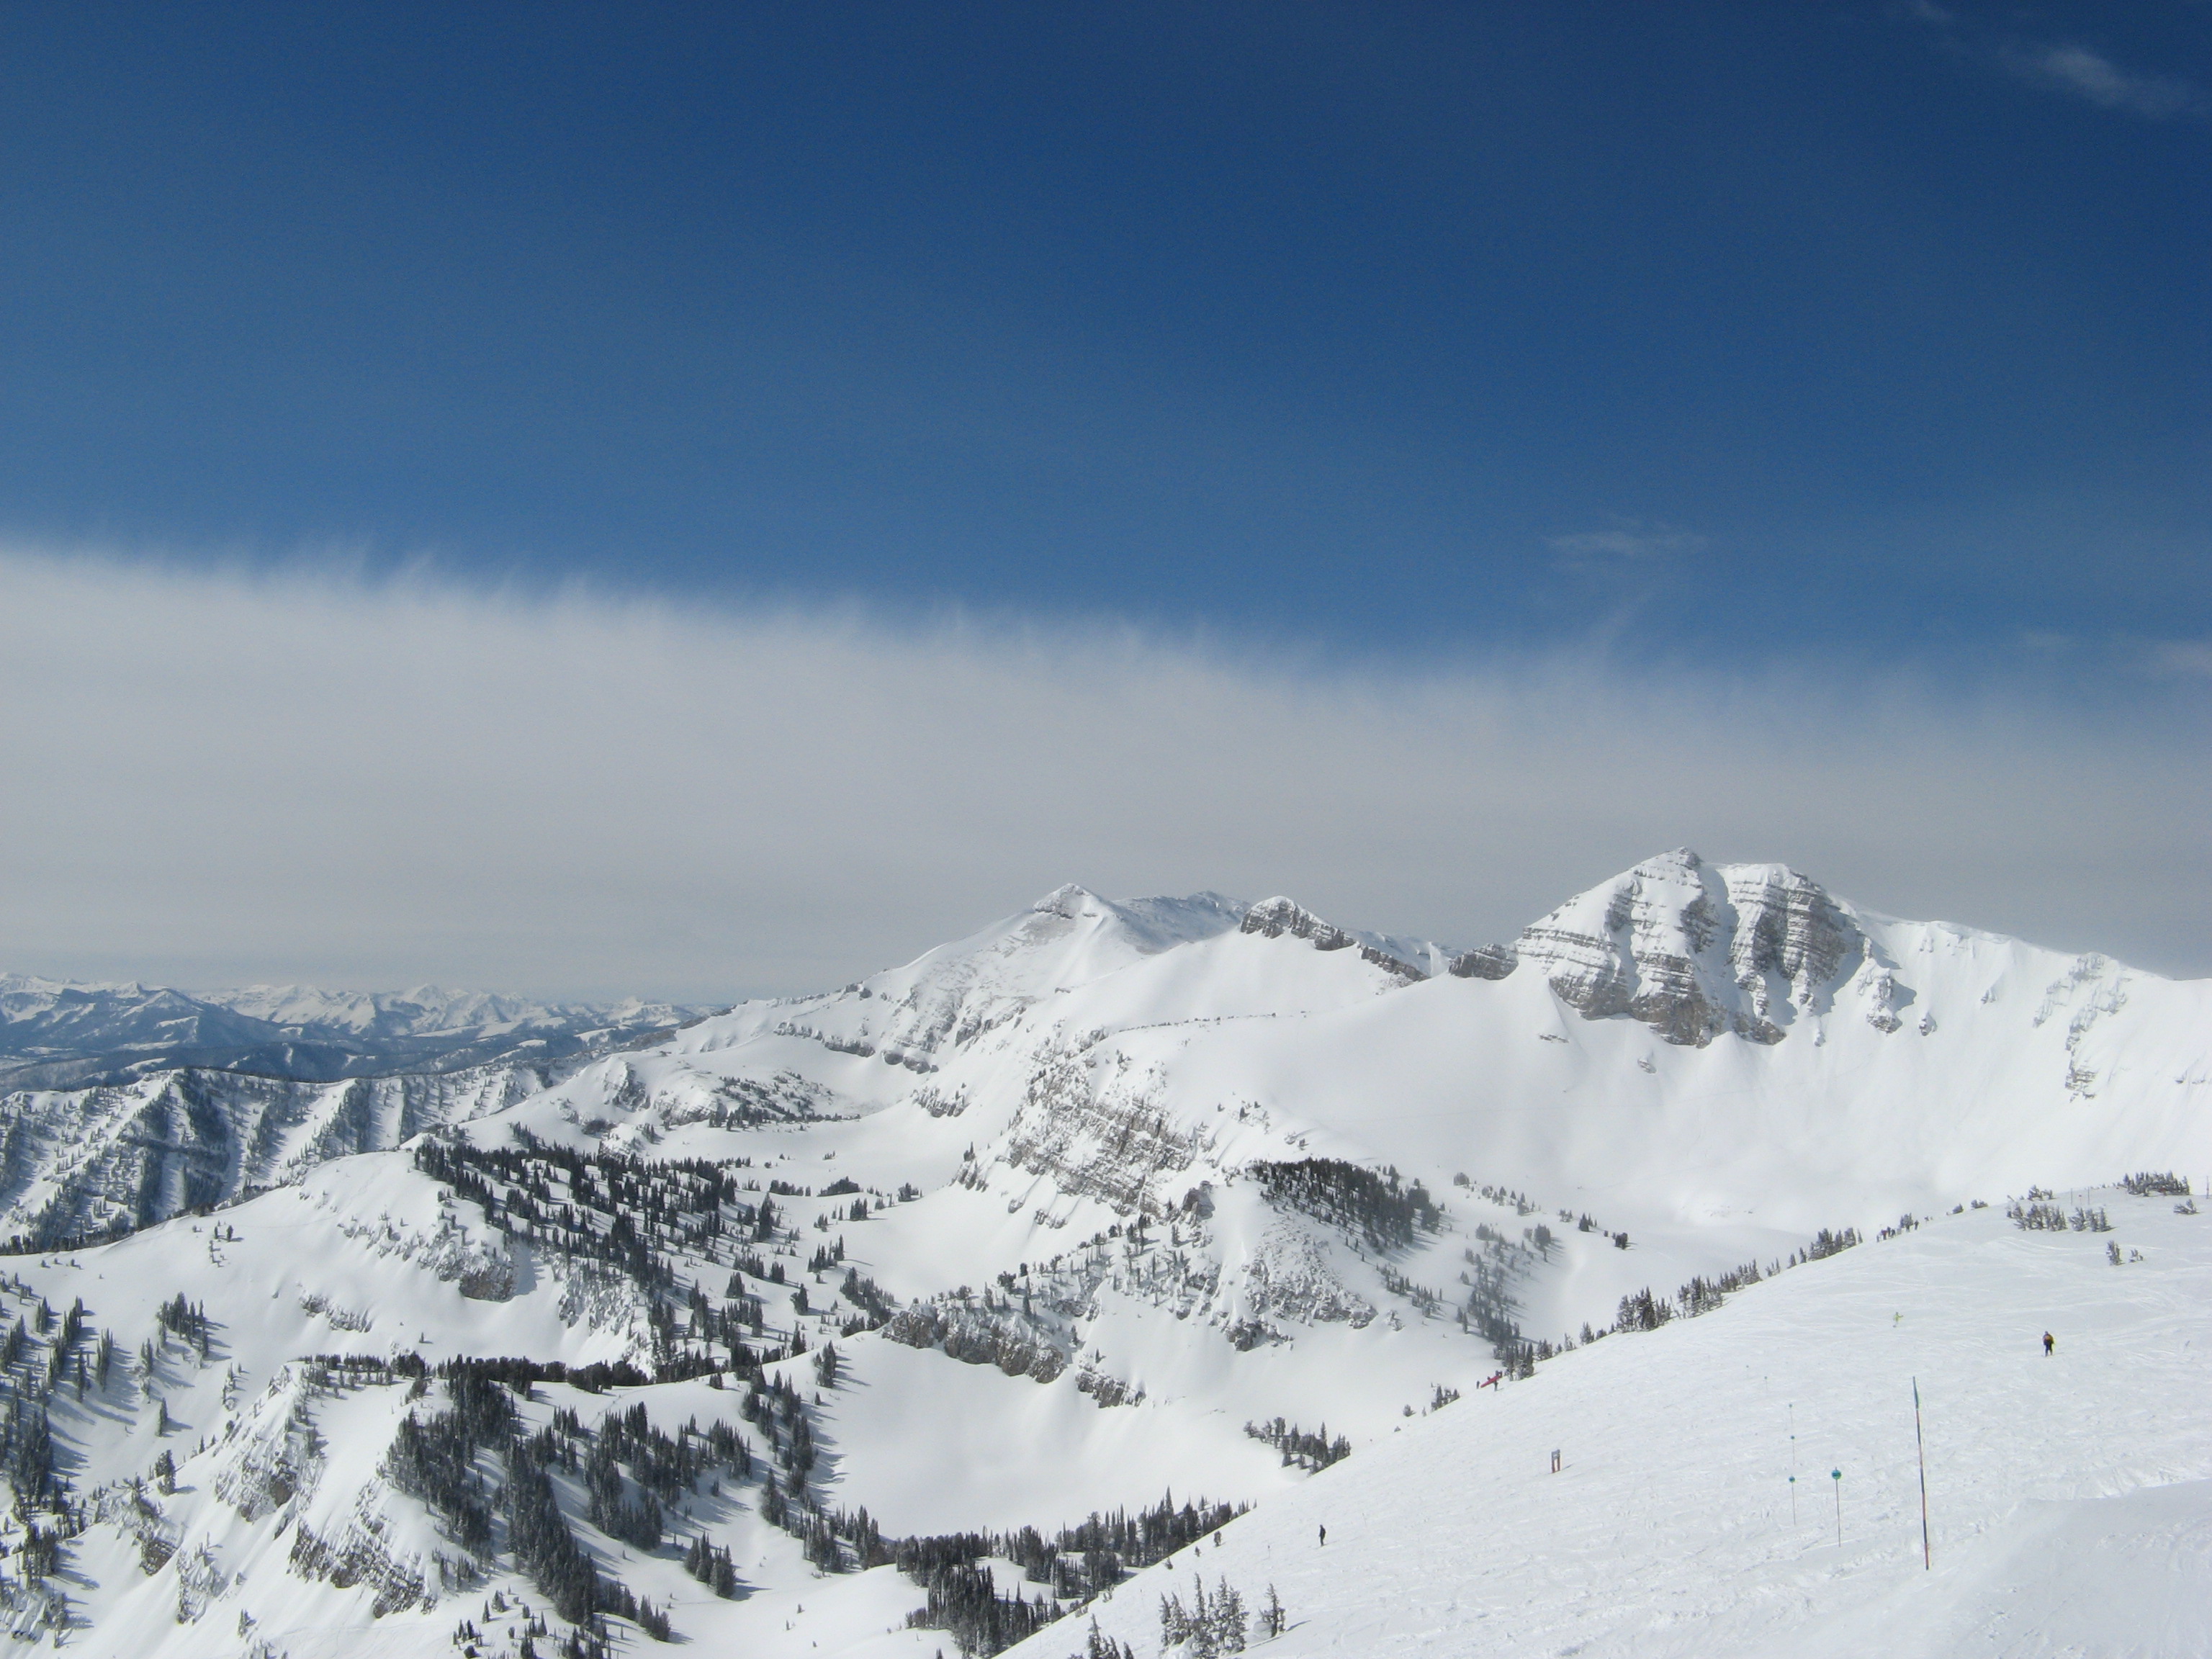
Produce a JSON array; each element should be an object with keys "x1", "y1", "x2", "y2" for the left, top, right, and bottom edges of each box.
[{"x1": 1, "y1": 550, "x2": 2205, "y2": 998}]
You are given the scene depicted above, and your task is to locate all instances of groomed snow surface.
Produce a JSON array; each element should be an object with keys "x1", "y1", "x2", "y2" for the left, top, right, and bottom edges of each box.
[{"x1": 1010, "y1": 1190, "x2": 2212, "y2": 1659}]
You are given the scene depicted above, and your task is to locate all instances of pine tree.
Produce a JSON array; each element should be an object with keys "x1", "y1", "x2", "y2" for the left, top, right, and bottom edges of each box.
[
  {"x1": 1215, "y1": 1578, "x2": 1247, "y2": 1653},
  {"x1": 1161, "y1": 1589, "x2": 1190, "y2": 1649}
]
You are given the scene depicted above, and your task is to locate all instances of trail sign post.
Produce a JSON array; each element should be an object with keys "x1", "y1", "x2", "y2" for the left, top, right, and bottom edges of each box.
[
  {"x1": 1830, "y1": 1468, "x2": 1843, "y2": 1549},
  {"x1": 1914, "y1": 1377, "x2": 1931, "y2": 1570}
]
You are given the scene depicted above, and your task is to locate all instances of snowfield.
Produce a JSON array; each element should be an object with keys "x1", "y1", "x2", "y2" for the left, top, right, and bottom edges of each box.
[
  {"x1": 0, "y1": 851, "x2": 2199, "y2": 1658},
  {"x1": 1007, "y1": 1191, "x2": 2212, "y2": 1659}
]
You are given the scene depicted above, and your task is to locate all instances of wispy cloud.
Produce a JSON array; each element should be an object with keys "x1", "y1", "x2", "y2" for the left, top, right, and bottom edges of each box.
[
  {"x1": 1900, "y1": 6, "x2": 2205, "y2": 122},
  {"x1": 1546, "y1": 523, "x2": 1707, "y2": 571},
  {"x1": 0, "y1": 549, "x2": 2205, "y2": 996},
  {"x1": 1997, "y1": 40, "x2": 2204, "y2": 121}
]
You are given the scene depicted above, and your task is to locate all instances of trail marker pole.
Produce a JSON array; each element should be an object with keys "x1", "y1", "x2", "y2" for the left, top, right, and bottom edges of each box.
[
  {"x1": 1830, "y1": 1468, "x2": 1842, "y2": 1550},
  {"x1": 1913, "y1": 1377, "x2": 1931, "y2": 1570}
]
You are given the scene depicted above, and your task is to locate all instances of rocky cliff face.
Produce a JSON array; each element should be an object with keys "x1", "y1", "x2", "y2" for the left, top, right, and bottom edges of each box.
[
  {"x1": 1513, "y1": 849, "x2": 1871, "y2": 1046},
  {"x1": 1447, "y1": 943, "x2": 1519, "y2": 981},
  {"x1": 1718, "y1": 863, "x2": 1867, "y2": 1033},
  {"x1": 1240, "y1": 898, "x2": 1425, "y2": 982},
  {"x1": 996, "y1": 1046, "x2": 1212, "y2": 1222}
]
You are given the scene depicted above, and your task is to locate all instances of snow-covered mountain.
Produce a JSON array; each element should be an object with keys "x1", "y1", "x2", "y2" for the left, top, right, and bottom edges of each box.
[
  {"x1": 494, "y1": 849, "x2": 2206, "y2": 1241},
  {"x1": 0, "y1": 974, "x2": 713, "y2": 1091},
  {"x1": 0, "y1": 851, "x2": 2200, "y2": 1658}
]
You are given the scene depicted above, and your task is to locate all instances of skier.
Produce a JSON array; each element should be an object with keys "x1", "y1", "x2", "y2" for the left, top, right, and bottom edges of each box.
[
  {"x1": 1318, "y1": 1525, "x2": 1326, "y2": 1547},
  {"x1": 2043, "y1": 1331, "x2": 2055, "y2": 1356}
]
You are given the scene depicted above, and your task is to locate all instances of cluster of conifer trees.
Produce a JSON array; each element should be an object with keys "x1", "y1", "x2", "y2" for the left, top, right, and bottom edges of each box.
[
  {"x1": 0, "y1": 1279, "x2": 179, "y2": 1547},
  {"x1": 2121, "y1": 1170, "x2": 2190, "y2": 1197},
  {"x1": 410, "y1": 1133, "x2": 885, "y2": 1380},
  {"x1": 1252, "y1": 1159, "x2": 1439, "y2": 1248},
  {"x1": 840, "y1": 1267, "x2": 895, "y2": 1325},
  {"x1": 1673, "y1": 1259, "x2": 1764, "y2": 1318},
  {"x1": 1799, "y1": 1226, "x2": 1862, "y2": 1260},
  {"x1": 2008, "y1": 1202, "x2": 2111, "y2": 1234},
  {"x1": 1457, "y1": 1246, "x2": 1521, "y2": 1352},
  {"x1": 1614, "y1": 1224, "x2": 1866, "y2": 1339},
  {"x1": 377, "y1": 1363, "x2": 763, "y2": 1642},
  {"x1": 1158, "y1": 1575, "x2": 1285, "y2": 1655},
  {"x1": 435, "y1": 1354, "x2": 653, "y2": 1393},
  {"x1": 732, "y1": 1382, "x2": 1250, "y2": 1659},
  {"x1": 683, "y1": 1531, "x2": 739, "y2": 1596},
  {"x1": 412, "y1": 1137, "x2": 755, "y2": 1288},
  {"x1": 1242, "y1": 1417, "x2": 1349, "y2": 1470},
  {"x1": 906, "y1": 1560, "x2": 1060, "y2": 1653},
  {"x1": 384, "y1": 1371, "x2": 512, "y2": 1554}
]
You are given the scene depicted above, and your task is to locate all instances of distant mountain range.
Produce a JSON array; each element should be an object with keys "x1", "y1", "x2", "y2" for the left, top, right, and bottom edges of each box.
[{"x1": 0, "y1": 974, "x2": 718, "y2": 1090}]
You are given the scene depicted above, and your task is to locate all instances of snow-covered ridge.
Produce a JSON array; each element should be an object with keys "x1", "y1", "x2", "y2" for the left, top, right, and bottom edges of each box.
[
  {"x1": 1238, "y1": 898, "x2": 1431, "y2": 982},
  {"x1": 7, "y1": 851, "x2": 2207, "y2": 1252}
]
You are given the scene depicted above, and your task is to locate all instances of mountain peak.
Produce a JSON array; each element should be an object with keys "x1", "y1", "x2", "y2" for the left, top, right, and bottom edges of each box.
[
  {"x1": 1030, "y1": 882, "x2": 1105, "y2": 917},
  {"x1": 1513, "y1": 848, "x2": 1869, "y2": 1046}
]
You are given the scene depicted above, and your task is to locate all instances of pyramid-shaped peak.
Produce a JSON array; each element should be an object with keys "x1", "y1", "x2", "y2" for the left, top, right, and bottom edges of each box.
[
  {"x1": 1030, "y1": 883, "x2": 1107, "y2": 918},
  {"x1": 1515, "y1": 850, "x2": 1866, "y2": 1047},
  {"x1": 1635, "y1": 846, "x2": 1707, "y2": 878}
]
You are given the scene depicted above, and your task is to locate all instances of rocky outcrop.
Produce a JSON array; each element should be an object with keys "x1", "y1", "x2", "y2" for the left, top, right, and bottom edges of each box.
[
  {"x1": 882, "y1": 1300, "x2": 1068, "y2": 1382},
  {"x1": 1447, "y1": 943, "x2": 1519, "y2": 981},
  {"x1": 1516, "y1": 850, "x2": 1735, "y2": 1045},
  {"x1": 1514, "y1": 850, "x2": 1880, "y2": 1047},
  {"x1": 215, "y1": 1365, "x2": 329, "y2": 1523},
  {"x1": 1719, "y1": 865, "x2": 1866, "y2": 1035},
  {"x1": 306, "y1": 1183, "x2": 519, "y2": 1304},
  {"x1": 998, "y1": 1047, "x2": 1210, "y2": 1220},
  {"x1": 1241, "y1": 898, "x2": 1425, "y2": 982}
]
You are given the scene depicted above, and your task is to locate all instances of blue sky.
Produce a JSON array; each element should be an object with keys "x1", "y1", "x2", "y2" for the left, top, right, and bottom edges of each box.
[
  {"x1": 0, "y1": 1, "x2": 2201, "y2": 664},
  {"x1": 0, "y1": 4, "x2": 2206, "y2": 994}
]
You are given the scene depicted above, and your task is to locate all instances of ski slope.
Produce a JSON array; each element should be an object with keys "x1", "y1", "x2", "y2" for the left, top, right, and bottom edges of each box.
[{"x1": 1007, "y1": 1189, "x2": 2212, "y2": 1659}]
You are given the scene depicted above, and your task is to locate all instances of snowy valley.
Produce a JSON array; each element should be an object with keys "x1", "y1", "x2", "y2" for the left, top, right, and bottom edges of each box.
[{"x1": 0, "y1": 849, "x2": 2203, "y2": 1658}]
